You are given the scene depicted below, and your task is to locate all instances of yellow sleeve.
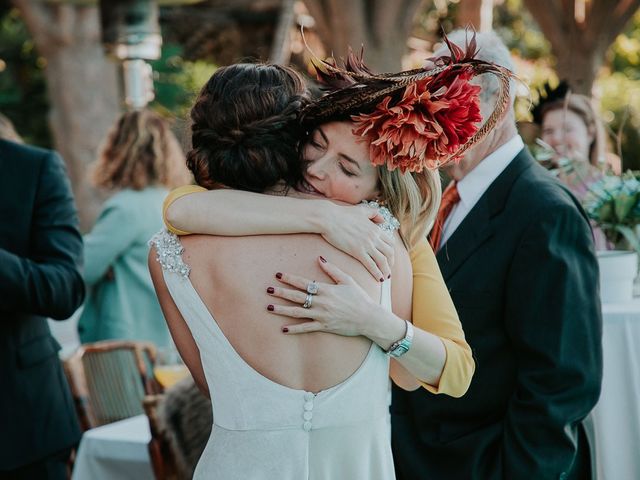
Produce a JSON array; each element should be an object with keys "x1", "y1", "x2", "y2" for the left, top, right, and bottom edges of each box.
[
  {"x1": 162, "y1": 185, "x2": 208, "y2": 235},
  {"x1": 410, "y1": 238, "x2": 475, "y2": 397}
]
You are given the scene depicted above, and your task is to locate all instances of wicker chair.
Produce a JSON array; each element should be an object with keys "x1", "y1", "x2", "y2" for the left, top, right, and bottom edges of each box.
[{"x1": 63, "y1": 340, "x2": 161, "y2": 429}]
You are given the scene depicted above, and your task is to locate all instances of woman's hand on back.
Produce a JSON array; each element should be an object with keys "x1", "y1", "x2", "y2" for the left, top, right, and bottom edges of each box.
[
  {"x1": 319, "y1": 203, "x2": 395, "y2": 282},
  {"x1": 265, "y1": 257, "x2": 400, "y2": 342}
]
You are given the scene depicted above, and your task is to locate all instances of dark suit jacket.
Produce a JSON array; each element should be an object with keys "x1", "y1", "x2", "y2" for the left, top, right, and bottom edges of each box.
[
  {"x1": 0, "y1": 140, "x2": 84, "y2": 469},
  {"x1": 391, "y1": 148, "x2": 602, "y2": 480}
]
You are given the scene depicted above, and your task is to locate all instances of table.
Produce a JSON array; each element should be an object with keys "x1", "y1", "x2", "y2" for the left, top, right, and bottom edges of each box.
[
  {"x1": 590, "y1": 299, "x2": 640, "y2": 480},
  {"x1": 72, "y1": 415, "x2": 154, "y2": 480}
]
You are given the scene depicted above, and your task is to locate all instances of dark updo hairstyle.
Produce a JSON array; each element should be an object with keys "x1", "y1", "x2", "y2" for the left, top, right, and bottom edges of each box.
[{"x1": 187, "y1": 63, "x2": 309, "y2": 192}]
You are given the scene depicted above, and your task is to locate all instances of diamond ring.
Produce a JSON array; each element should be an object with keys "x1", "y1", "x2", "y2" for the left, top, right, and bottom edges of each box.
[
  {"x1": 302, "y1": 293, "x2": 314, "y2": 309},
  {"x1": 306, "y1": 281, "x2": 319, "y2": 295}
]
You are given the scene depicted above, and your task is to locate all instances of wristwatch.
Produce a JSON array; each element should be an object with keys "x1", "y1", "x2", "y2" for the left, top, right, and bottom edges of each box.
[{"x1": 385, "y1": 320, "x2": 414, "y2": 358}]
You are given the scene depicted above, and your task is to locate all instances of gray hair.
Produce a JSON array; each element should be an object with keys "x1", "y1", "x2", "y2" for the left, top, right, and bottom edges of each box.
[{"x1": 435, "y1": 29, "x2": 516, "y2": 115}]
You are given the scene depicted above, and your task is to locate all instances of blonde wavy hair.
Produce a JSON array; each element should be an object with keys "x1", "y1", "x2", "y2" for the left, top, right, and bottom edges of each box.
[
  {"x1": 92, "y1": 109, "x2": 191, "y2": 190},
  {"x1": 378, "y1": 166, "x2": 442, "y2": 250}
]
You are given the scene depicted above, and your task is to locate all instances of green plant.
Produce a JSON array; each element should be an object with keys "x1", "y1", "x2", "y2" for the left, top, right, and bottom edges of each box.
[{"x1": 584, "y1": 171, "x2": 640, "y2": 253}]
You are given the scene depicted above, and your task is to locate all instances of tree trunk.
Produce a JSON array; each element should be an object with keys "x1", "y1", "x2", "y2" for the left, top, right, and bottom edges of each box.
[
  {"x1": 12, "y1": 1, "x2": 120, "y2": 231},
  {"x1": 523, "y1": 0, "x2": 640, "y2": 95},
  {"x1": 554, "y1": 40, "x2": 608, "y2": 95},
  {"x1": 270, "y1": 0, "x2": 296, "y2": 64},
  {"x1": 455, "y1": 0, "x2": 494, "y2": 32},
  {"x1": 303, "y1": 0, "x2": 427, "y2": 72}
]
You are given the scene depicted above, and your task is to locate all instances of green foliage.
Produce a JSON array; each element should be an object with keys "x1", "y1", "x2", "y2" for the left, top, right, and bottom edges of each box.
[
  {"x1": 610, "y1": 10, "x2": 640, "y2": 80},
  {"x1": 150, "y1": 43, "x2": 216, "y2": 120},
  {"x1": 599, "y1": 73, "x2": 640, "y2": 170},
  {"x1": 603, "y1": 10, "x2": 640, "y2": 170},
  {"x1": 584, "y1": 172, "x2": 640, "y2": 251},
  {"x1": 494, "y1": 0, "x2": 551, "y2": 60},
  {"x1": 0, "y1": 8, "x2": 51, "y2": 146}
]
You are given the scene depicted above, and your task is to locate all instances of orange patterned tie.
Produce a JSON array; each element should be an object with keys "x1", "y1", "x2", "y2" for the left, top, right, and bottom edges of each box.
[{"x1": 429, "y1": 181, "x2": 460, "y2": 251}]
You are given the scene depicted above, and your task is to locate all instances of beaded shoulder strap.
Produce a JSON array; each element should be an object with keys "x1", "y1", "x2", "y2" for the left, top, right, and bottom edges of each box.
[
  {"x1": 149, "y1": 230, "x2": 191, "y2": 278},
  {"x1": 362, "y1": 201, "x2": 400, "y2": 233}
]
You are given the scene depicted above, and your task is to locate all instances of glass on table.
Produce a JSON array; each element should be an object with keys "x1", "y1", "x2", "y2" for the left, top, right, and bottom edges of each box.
[{"x1": 153, "y1": 345, "x2": 190, "y2": 389}]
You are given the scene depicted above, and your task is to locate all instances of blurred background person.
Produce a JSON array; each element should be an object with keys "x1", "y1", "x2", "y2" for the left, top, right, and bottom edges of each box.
[
  {"x1": 535, "y1": 83, "x2": 622, "y2": 177},
  {"x1": 534, "y1": 84, "x2": 618, "y2": 248},
  {"x1": 0, "y1": 115, "x2": 84, "y2": 479},
  {"x1": 77, "y1": 109, "x2": 191, "y2": 347}
]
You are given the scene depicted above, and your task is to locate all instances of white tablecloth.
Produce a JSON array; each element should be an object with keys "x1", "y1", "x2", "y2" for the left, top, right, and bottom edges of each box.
[
  {"x1": 590, "y1": 299, "x2": 640, "y2": 480},
  {"x1": 72, "y1": 415, "x2": 154, "y2": 480}
]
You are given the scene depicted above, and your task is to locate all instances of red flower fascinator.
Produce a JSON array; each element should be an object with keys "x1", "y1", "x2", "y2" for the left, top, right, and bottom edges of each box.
[{"x1": 300, "y1": 30, "x2": 514, "y2": 173}]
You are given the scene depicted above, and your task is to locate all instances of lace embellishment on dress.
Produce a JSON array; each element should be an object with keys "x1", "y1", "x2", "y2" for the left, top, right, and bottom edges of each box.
[
  {"x1": 149, "y1": 230, "x2": 191, "y2": 278},
  {"x1": 362, "y1": 201, "x2": 400, "y2": 233}
]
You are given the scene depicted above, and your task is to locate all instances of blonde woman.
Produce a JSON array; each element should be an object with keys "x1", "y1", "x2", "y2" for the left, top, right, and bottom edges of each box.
[{"x1": 78, "y1": 109, "x2": 190, "y2": 346}]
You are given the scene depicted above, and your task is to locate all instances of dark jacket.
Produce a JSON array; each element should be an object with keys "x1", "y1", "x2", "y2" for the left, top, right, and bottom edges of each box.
[
  {"x1": 392, "y1": 148, "x2": 603, "y2": 480},
  {"x1": 0, "y1": 139, "x2": 84, "y2": 469}
]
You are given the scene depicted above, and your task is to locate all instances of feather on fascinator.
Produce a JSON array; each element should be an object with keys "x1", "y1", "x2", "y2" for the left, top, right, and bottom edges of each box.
[
  {"x1": 300, "y1": 31, "x2": 515, "y2": 173},
  {"x1": 530, "y1": 80, "x2": 571, "y2": 124}
]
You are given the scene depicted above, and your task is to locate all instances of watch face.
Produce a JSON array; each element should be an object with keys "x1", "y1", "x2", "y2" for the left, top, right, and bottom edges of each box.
[{"x1": 390, "y1": 344, "x2": 409, "y2": 358}]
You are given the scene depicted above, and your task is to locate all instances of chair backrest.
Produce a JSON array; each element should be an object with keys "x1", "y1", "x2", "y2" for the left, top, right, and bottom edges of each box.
[
  {"x1": 64, "y1": 340, "x2": 160, "y2": 428},
  {"x1": 144, "y1": 394, "x2": 179, "y2": 480}
]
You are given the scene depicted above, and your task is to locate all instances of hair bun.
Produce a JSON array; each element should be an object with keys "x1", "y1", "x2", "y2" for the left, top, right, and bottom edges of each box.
[
  {"x1": 186, "y1": 63, "x2": 308, "y2": 192},
  {"x1": 229, "y1": 129, "x2": 245, "y2": 141},
  {"x1": 185, "y1": 144, "x2": 219, "y2": 190}
]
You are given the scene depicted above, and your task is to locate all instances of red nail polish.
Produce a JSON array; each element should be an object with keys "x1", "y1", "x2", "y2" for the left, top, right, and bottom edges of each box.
[
  {"x1": 282, "y1": 327, "x2": 289, "y2": 333},
  {"x1": 276, "y1": 272, "x2": 283, "y2": 279},
  {"x1": 319, "y1": 256, "x2": 327, "y2": 263},
  {"x1": 380, "y1": 277, "x2": 384, "y2": 282},
  {"x1": 267, "y1": 305, "x2": 275, "y2": 311},
  {"x1": 267, "y1": 287, "x2": 274, "y2": 294},
  {"x1": 387, "y1": 274, "x2": 391, "y2": 279}
]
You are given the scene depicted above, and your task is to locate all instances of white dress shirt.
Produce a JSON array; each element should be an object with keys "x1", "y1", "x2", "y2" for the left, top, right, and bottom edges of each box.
[{"x1": 440, "y1": 135, "x2": 525, "y2": 248}]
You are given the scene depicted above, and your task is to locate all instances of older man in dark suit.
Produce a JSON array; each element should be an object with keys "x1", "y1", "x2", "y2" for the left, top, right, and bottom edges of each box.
[
  {"x1": 391, "y1": 31, "x2": 602, "y2": 480},
  {"x1": 0, "y1": 138, "x2": 84, "y2": 479}
]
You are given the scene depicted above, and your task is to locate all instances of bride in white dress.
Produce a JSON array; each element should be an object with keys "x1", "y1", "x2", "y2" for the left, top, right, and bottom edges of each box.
[{"x1": 149, "y1": 63, "x2": 453, "y2": 479}]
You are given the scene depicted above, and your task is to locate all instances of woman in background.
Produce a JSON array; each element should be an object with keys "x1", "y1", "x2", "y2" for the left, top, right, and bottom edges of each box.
[
  {"x1": 535, "y1": 84, "x2": 619, "y2": 248},
  {"x1": 78, "y1": 109, "x2": 191, "y2": 346},
  {"x1": 536, "y1": 83, "x2": 621, "y2": 177}
]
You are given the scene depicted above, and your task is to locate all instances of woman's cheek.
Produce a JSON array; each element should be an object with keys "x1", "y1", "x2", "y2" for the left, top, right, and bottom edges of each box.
[{"x1": 345, "y1": 181, "x2": 367, "y2": 203}]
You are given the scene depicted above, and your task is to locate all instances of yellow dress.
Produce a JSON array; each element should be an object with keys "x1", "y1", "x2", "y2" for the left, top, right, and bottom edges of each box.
[{"x1": 163, "y1": 185, "x2": 474, "y2": 397}]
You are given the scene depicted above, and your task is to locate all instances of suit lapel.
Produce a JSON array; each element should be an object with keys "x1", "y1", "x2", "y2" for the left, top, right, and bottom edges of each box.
[{"x1": 436, "y1": 148, "x2": 535, "y2": 281}]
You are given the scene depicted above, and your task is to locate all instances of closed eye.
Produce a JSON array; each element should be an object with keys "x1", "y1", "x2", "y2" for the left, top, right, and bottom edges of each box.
[{"x1": 339, "y1": 163, "x2": 356, "y2": 177}]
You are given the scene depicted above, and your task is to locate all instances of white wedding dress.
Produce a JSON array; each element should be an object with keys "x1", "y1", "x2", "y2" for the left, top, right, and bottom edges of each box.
[{"x1": 150, "y1": 225, "x2": 396, "y2": 480}]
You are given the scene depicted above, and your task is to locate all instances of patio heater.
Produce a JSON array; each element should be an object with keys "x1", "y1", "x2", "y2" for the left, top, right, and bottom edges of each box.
[{"x1": 99, "y1": 0, "x2": 162, "y2": 110}]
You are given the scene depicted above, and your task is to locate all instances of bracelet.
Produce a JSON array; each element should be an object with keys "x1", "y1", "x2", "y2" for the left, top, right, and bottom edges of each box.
[{"x1": 385, "y1": 320, "x2": 414, "y2": 358}]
